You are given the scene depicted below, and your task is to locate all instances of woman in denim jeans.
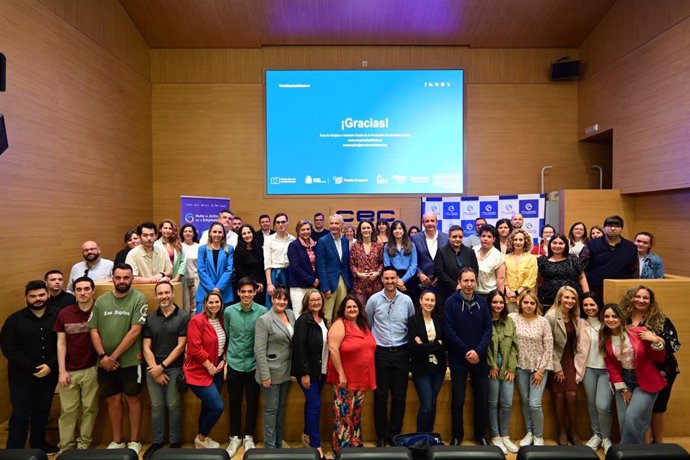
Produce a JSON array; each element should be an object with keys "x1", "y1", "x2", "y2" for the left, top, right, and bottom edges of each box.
[
  {"x1": 184, "y1": 292, "x2": 227, "y2": 449},
  {"x1": 486, "y1": 290, "x2": 518, "y2": 454},
  {"x1": 600, "y1": 303, "x2": 666, "y2": 444},
  {"x1": 508, "y1": 290, "x2": 553, "y2": 447},
  {"x1": 408, "y1": 290, "x2": 446, "y2": 433},
  {"x1": 576, "y1": 293, "x2": 613, "y2": 454}
]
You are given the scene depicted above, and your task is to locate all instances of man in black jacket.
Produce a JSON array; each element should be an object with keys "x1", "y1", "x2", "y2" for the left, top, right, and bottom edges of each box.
[
  {"x1": 434, "y1": 225, "x2": 479, "y2": 312},
  {"x1": 0, "y1": 280, "x2": 59, "y2": 453}
]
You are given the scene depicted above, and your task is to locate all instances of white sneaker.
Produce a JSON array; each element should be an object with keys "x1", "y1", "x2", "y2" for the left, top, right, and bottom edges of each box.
[
  {"x1": 243, "y1": 435, "x2": 255, "y2": 451},
  {"x1": 107, "y1": 442, "x2": 126, "y2": 449},
  {"x1": 602, "y1": 438, "x2": 613, "y2": 453},
  {"x1": 126, "y1": 442, "x2": 142, "y2": 455},
  {"x1": 226, "y1": 436, "x2": 242, "y2": 457},
  {"x1": 195, "y1": 435, "x2": 220, "y2": 449},
  {"x1": 533, "y1": 437, "x2": 544, "y2": 446},
  {"x1": 585, "y1": 434, "x2": 602, "y2": 449},
  {"x1": 491, "y1": 437, "x2": 507, "y2": 454},
  {"x1": 519, "y1": 432, "x2": 533, "y2": 447},
  {"x1": 501, "y1": 436, "x2": 519, "y2": 453}
]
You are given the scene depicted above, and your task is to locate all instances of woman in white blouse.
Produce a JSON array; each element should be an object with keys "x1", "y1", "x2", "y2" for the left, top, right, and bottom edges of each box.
[
  {"x1": 474, "y1": 225, "x2": 506, "y2": 299},
  {"x1": 576, "y1": 293, "x2": 613, "y2": 454},
  {"x1": 508, "y1": 290, "x2": 553, "y2": 447}
]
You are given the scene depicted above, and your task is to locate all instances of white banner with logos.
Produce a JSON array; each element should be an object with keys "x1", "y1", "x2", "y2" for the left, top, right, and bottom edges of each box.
[{"x1": 421, "y1": 194, "x2": 546, "y2": 244}]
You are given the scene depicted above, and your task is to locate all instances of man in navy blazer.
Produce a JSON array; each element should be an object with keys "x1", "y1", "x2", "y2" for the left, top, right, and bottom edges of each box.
[
  {"x1": 410, "y1": 212, "x2": 448, "y2": 304},
  {"x1": 315, "y1": 214, "x2": 352, "y2": 321}
]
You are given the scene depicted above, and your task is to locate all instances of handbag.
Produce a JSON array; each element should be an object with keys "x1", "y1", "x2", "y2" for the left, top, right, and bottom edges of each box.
[{"x1": 176, "y1": 371, "x2": 189, "y2": 392}]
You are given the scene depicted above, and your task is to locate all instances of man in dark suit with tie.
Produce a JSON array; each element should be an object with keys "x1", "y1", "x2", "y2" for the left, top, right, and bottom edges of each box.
[
  {"x1": 315, "y1": 214, "x2": 352, "y2": 321},
  {"x1": 434, "y1": 225, "x2": 478, "y2": 312},
  {"x1": 410, "y1": 212, "x2": 448, "y2": 304}
]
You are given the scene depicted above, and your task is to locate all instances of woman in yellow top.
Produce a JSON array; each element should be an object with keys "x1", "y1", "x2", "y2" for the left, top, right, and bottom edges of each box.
[{"x1": 504, "y1": 229, "x2": 538, "y2": 312}]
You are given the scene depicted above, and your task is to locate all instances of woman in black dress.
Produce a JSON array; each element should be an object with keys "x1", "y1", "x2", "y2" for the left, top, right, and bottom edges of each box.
[
  {"x1": 537, "y1": 233, "x2": 589, "y2": 311},
  {"x1": 234, "y1": 224, "x2": 267, "y2": 306}
]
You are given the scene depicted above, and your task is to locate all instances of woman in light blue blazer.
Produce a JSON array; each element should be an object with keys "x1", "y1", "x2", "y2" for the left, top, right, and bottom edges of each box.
[
  {"x1": 255, "y1": 287, "x2": 296, "y2": 449},
  {"x1": 195, "y1": 222, "x2": 234, "y2": 313}
]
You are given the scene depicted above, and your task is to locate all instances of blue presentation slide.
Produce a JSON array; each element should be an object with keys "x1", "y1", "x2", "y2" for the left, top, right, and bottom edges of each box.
[{"x1": 265, "y1": 69, "x2": 464, "y2": 195}]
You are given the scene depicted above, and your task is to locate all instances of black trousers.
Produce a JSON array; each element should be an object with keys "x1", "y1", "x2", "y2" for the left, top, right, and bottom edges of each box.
[
  {"x1": 227, "y1": 366, "x2": 260, "y2": 437},
  {"x1": 7, "y1": 375, "x2": 57, "y2": 449},
  {"x1": 374, "y1": 346, "x2": 410, "y2": 439},
  {"x1": 450, "y1": 360, "x2": 489, "y2": 441}
]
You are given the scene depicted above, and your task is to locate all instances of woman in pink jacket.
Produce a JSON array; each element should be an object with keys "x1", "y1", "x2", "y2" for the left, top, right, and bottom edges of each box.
[{"x1": 599, "y1": 303, "x2": 666, "y2": 445}]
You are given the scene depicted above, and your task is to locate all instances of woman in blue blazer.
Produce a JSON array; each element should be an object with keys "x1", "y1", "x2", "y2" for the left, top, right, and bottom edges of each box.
[
  {"x1": 287, "y1": 219, "x2": 319, "y2": 315},
  {"x1": 195, "y1": 222, "x2": 234, "y2": 313}
]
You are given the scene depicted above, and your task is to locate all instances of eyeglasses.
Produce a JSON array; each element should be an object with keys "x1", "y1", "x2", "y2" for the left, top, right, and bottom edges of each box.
[{"x1": 275, "y1": 220, "x2": 287, "y2": 225}]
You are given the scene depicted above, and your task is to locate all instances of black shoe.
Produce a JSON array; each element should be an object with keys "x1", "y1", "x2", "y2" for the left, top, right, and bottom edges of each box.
[
  {"x1": 143, "y1": 443, "x2": 164, "y2": 460},
  {"x1": 377, "y1": 438, "x2": 386, "y2": 447},
  {"x1": 451, "y1": 438, "x2": 462, "y2": 446},
  {"x1": 386, "y1": 437, "x2": 396, "y2": 447},
  {"x1": 476, "y1": 438, "x2": 490, "y2": 446},
  {"x1": 169, "y1": 443, "x2": 182, "y2": 448},
  {"x1": 41, "y1": 444, "x2": 59, "y2": 455}
]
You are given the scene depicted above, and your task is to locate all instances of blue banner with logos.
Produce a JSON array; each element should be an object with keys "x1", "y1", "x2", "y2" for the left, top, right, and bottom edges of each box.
[
  {"x1": 422, "y1": 194, "x2": 545, "y2": 244},
  {"x1": 180, "y1": 196, "x2": 231, "y2": 235}
]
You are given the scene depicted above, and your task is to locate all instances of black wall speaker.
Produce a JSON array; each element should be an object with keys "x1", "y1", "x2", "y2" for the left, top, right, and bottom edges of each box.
[
  {"x1": 243, "y1": 447, "x2": 319, "y2": 460},
  {"x1": 550, "y1": 58, "x2": 581, "y2": 81},
  {"x1": 57, "y1": 448, "x2": 138, "y2": 460},
  {"x1": 336, "y1": 447, "x2": 412, "y2": 460},
  {"x1": 0, "y1": 113, "x2": 8, "y2": 155},
  {"x1": 428, "y1": 445, "x2": 505, "y2": 459},
  {"x1": 1, "y1": 52, "x2": 5, "y2": 91}
]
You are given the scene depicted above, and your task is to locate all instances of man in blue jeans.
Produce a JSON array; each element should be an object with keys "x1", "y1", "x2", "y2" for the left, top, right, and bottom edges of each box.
[
  {"x1": 444, "y1": 268, "x2": 492, "y2": 446},
  {"x1": 0, "y1": 280, "x2": 59, "y2": 454},
  {"x1": 142, "y1": 281, "x2": 189, "y2": 459}
]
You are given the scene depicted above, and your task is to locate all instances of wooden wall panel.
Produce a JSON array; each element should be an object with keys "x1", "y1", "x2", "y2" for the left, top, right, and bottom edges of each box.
[
  {"x1": 0, "y1": 0, "x2": 152, "y2": 421},
  {"x1": 558, "y1": 188, "x2": 635, "y2": 238},
  {"x1": 151, "y1": 47, "x2": 579, "y2": 84},
  {"x1": 631, "y1": 189, "x2": 690, "y2": 277},
  {"x1": 578, "y1": 6, "x2": 690, "y2": 194}
]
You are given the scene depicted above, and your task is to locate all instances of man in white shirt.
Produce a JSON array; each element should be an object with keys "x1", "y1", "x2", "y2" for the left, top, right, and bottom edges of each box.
[
  {"x1": 68, "y1": 241, "x2": 114, "y2": 290},
  {"x1": 199, "y1": 209, "x2": 238, "y2": 248},
  {"x1": 263, "y1": 213, "x2": 295, "y2": 308},
  {"x1": 410, "y1": 212, "x2": 448, "y2": 303}
]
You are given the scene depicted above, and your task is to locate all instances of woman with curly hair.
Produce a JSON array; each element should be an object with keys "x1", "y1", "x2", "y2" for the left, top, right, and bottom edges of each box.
[
  {"x1": 620, "y1": 285, "x2": 680, "y2": 444},
  {"x1": 504, "y1": 229, "x2": 538, "y2": 312}
]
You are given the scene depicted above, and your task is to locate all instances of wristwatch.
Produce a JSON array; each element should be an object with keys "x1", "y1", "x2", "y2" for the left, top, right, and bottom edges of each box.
[{"x1": 98, "y1": 353, "x2": 107, "y2": 360}]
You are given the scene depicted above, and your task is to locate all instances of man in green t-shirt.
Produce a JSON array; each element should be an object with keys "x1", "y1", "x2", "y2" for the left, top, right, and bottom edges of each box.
[{"x1": 88, "y1": 263, "x2": 148, "y2": 455}]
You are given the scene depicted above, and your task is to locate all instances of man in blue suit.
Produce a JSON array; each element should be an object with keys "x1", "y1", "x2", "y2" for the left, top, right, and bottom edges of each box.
[
  {"x1": 410, "y1": 212, "x2": 448, "y2": 304},
  {"x1": 315, "y1": 214, "x2": 352, "y2": 321}
]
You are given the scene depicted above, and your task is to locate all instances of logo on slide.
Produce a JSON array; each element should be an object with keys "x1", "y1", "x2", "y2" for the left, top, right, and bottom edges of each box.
[
  {"x1": 184, "y1": 213, "x2": 195, "y2": 223},
  {"x1": 305, "y1": 176, "x2": 313, "y2": 184},
  {"x1": 333, "y1": 176, "x2": 343, "y2": 185},
  {"x1": 270, "y1": 177, "x2": 280, "y2": 185}
]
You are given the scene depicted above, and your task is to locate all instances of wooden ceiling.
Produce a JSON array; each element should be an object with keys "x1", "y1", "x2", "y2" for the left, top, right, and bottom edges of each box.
[{"x1": 118, "y1": 0, "x2": 616, "y2": 49}]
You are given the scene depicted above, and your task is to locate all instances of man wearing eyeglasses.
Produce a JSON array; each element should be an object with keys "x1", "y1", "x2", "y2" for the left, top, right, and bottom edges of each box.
[
  {"x1": 310, "y1": 212, "x2": 328, "y2": 241},
  {"x1": 365, "y1": 267, "x2": 415, "y2": 447},
  {"x1": 199, "y1": 209, "x2": 239, "y2": 248},
  {"x1": 579, "y1": 215, "x2": 638, "y2": 300},
  {"x1": 263, "y1": 213, "x2": 295, "y2": 309},
  {"x1": 68, "y1": 241, "x2": 114, "y2": 291}
]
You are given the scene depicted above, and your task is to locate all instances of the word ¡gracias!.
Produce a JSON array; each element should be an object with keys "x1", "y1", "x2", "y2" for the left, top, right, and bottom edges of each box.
[{"x1": 341, "y1": 117, "x2": 389, "y2": 131}]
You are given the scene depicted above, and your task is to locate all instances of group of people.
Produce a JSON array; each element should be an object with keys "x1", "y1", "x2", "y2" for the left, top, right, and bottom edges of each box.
[{"x1": 0, "y1": 208, "x2": 678, "y2": 459}]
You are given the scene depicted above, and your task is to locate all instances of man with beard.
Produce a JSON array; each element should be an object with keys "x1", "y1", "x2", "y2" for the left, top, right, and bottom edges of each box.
[
  {"x1": 68, "y1": 240, "x2": 114, "y2": 290},
  {"x1": 126, "y1": 221, "x2": 173, "y2": 285},
  {"x1": 54, "y1": 276, "x2": 99, "y2": 452},
  {"x1": 45, "y1": 269, "x2": 76, "y2": 314},
  {"x1": 88, "y1": 263, "x2": 148, "y2": 454},
  {"x1": 310, "y1": 212, "x2": 328, "y2": 240},
  {"x1": 0, "y1": 280, "x2": 59, "y2": 453}
]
